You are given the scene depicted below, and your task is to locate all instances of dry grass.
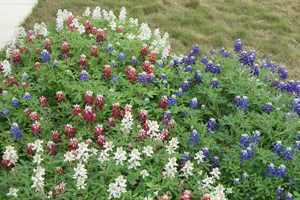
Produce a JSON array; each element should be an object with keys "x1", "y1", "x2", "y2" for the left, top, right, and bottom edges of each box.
[{"x1": 4, "y1": 0, "x2": 300, "y2": 79}]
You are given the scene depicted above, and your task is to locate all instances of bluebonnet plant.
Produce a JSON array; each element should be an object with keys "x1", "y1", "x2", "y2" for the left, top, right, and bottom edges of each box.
[
  {"x1": 189, "y1": 97, "x2": 198, "y2": 109},
  {"x1": 181, "y1": 80, "x2": 191, "y2": 92},
  {"x1": 189, "y1": 130, "x2": 199, "y2": 146},
  {"x1": 10, "y1": 122, "x2": 22, "y2": 140},
  {"x1": 211, "y1": 156, "x2": 220, "y2": 168},
  {"x1": 111, "y1": 77, "x2": 119, "y2": 84},
  {"x1": 263, "y1": 102, "x2": 273, "y2": 114},
  {"x1": 265, "y1": 163, "x2": 276, "y2": 178},
  {"x1": 189, "y1": 45, "x2": 200, "y2": 58},
  {"x1": 1, "y1": 90, "x2": 9, "y2": 96},
  {"x1": 272, "y1": 141, "x2": 283, "y2": 156},
  {"x1": 288, "y1": 179, "x2": 296, "y2": 188},
  {"x1": 282, "y1": 147, "x2": 293, "y2": 161},
  {"x1": 109, "y1": 60, "x2": 116, "y2": 67},
  {"x1": 180, "y1": 152, "x2": 191, "y2": 164},
  {"x1": 285, "y1": 193, "x2": 293, "y2": 200},
  {"x1": 206, "y1": 118, "x2": 217, "y2": 135},
  {"x1": 234, "y1": 39, "x2": 243, "y2": 53},
  {"x1": 53, "y1": 60, "x2": 59, "y2": 68},
  {"x1": 210, "y1": 50, "x2": 217, "y2": 56},
  {"x1": 2, "y1": 109, "x2": 9, "y2": 115},
  {"x1": 291, "y1": 98, "x2": 300, "y2": 116},
  {"x1": 159, "y1": 73, "x2": 167, "y2": 80},
  {"x1": 118, "y1": 53, "x2": 125, "y2": 61},
  {"x1": 130, "y1": 56, "x2": 138, "y2": 65},
  {"x1": 79, "y1": 70, "x2": 90, "y2": 82},
  {"x1": 22, "y1": 72, "x2": 29, "y2": 80},
  {"x1": 41, "y1": 50, "x2": 51, "y2": 63},
  {"x1": 106, "y1": 44, "x2": 114, "y2": 52},
  {"x1": 23, "y1": 92, "x2": 33, "y2": 101},
  {"x1": 194, "y1": 70, "x2": 203, "y2": 85},
  {"x1": 185, "y1": 65, "x2": 193, "y2": 73},
  {"x1": 239, "y1": 134, "x2": 249, "y2": 149},
  {"x1": 240, "y1": 147, "x2": 253, "y2": 163},
  {"x1": 210, "y1": 78, "x2": 219, "y2": 88},
  {"x1": 276, "y1": 164, "x2": 287, "y2": 179},
  {"x1": 295, "y1": 132, "x2": 300, "y2": 140},
  {"x1": 176, "y1": 88, "x2": 184, "y2": 96},
  {"x1": 143, "y1": 98, "x2": 150, "y2": 104},
  {"x1": 202, "y1": 147, "x2": 210, "y2": 161},
  {"x1": 161, "y1": 110, "x2": 172, "y2": 126},
  {"x1": 10, "y1": 97, "x2": 21, "y2": 107},
  {"x1": 277, "y1": 66, "x2": 289, "y2": 80},
  {"x1": 265, "y1": 75, "x2": 272, "y2": 82},
  {"x1": 294, "y1": 141, "x2": 300, "y2": 150},
  {"x1": 167, "y1": 95, "x2": 177, "y2": 107},
  {"x1": 233, "y1": 178, "x2": 241, "y2": 185},
  {"x1": 138, "y1": 72, "x2": 148, "y2": 85},
  {"x1": 201, "y1": 56, "x2": 209, "y2": 65},
  {"x1": 250, "y1": 64, "x2": 260, "y2": 77},
  {"x1": 205, "y1": 60, "x2": 214, "y2": 73},
  {"x1": 233, "y1": 96, "x2": 249, "y2": 113},
  {"x1": 162, "y1": 80, "x2": 168, "y2": 88},
  {"x1": 156, "y1": 60, "x2": 163, "y2": 68},
  {"x1": 275, "y1": 186, "x2": 284, "y2": 199},
  {"x1": 148, "y1": 74, "x2": 155, "y2": 84},
  {"x1": 239, "y1": 50, "x2": 256, "y2": 67}
]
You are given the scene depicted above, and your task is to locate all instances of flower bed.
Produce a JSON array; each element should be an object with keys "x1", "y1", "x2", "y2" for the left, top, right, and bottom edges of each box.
[{"x1": 0, "y1": 6, "x2": 299, "y2": 200}]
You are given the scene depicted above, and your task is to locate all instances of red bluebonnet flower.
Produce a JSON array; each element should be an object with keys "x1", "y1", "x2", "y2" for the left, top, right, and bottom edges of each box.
[
  {"x1": 158, "y1": 96, "x2": 168, "y2": 109},
  {"x1": 29, "y1": 111, "x2": 39, "y2": 123},
  {"x1": 94, "y1": 94, "x2": 104, "y2": 110},
  {"x1": 38, "y1": 96, "x2": 48, "y2": 107},
  {"x1": 31, "y1": 121, "x2": 41, "y2": 137},
  {"x1": 51, "y1": 130, "x2": 61, "y2": 143},
  {"x1": 94, "y1": 124, "x2": 104, "y2": 139},
  {"x1": 102, "y1": 65, "x2": 111, "y2": 81},
  {"x1": 83, "y1": 106, "x2": 97, "y2": 123},
  {"x1": 47, "y1": 141, "x2": 57, "y2": 156},
  {"x1": 78, "y1": 54, "x2": 88, "y2": 70},
  {"x1": 72, "y1": 104, "x2": 82, "y2": 118},
  {"x1": 111, "y1": 103, "x2": 121, "y2": 119},
  {"x1": 65, "y1": 124, "x2": 75, "y2": 139},
  {"x1": 56, "y1": 91, "x2": 65, "y2": 102},
  {"x1": 61, "y1": 42, "x2": 70, "y2": 54},
  {"x1": 68, "y1": 138, "x2": 79, "y2": 151},
  {"x1": 84, "y1": 90, "x2": 94, "y2": 105},
  {"x1": 90, "y1": 45, "x2": 99, "y2": 57}
]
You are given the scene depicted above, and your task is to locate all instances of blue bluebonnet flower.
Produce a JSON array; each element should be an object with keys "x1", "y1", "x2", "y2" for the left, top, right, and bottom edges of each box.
[
  {"x1": 159, "y1": 73, "x2": 167, "y2": 80},
  {"x1": 211, "y1": 50, "x2": 217, "y2": 56},
  {"x1": 138, "y1": 72, "x2": 148, "y2": 85},
  {"x1": 10, "y1": 97, "x2": 21, "y2": 107},
  {"x1": 41, "y1": 50, "x2": 51, "y2": 63},
  {"x1": 143, "y1": 98, "x2": 150, "y2": 103},
  {"x1": 214, "y1": 64, "x2": 221, "y2": 74},
  {"x1": 272, "y1": 141, "x2": 283, "y2": 156},
  {"x1": 243, "y1": 172, "x2": 249, "y2": 180},
  {"x1": 106, "y1": 44, "x2": 114, "y2": 52},
  {"x1": 265, "y1": 75, "x2": 272, "y2": 83},
  {"x1": 10, "y1": 122, "x2": 22, "y2": 140},
  {"x1": 176, "y1": 88, "x2": 184, "y2": 96},
  {"x1": 233, "y1": 178, "x2": 241, "y2": 185},
  {"x1": 118, "y1": 53, "x2": 125, "y2": 61},
  {"x1": 293, "y1": 141, "x2": 300, "y2": 150},
  {"x1": 263, "y1": 102, "x2": 273, "y2": 114},
  {"x1": 201, "y1": 56, "x2": 209, "y2": 65},
  {"x1": 130, "y1": 56, "x2": 138, "y2": 65},
  {"x1": 109, "y1": 60, "x2": 116, "y2": 67},
  {"x1": 211, "y1": 156, "x2": 220, "y2": 168},
  {"x1": 156, "y1": 60, "x2": 163, "y2": 68},
  {"x1": 181, "y1": 80, "x2": 190, "y2": 92},
  {"x1": 275, "y1": 186, "x2": 284, "y2": 198},
  {"x1": 171, "y1": 59, "x2": 180, "y2": 68},
  {"x1": 288, "y1": 179, "x2": 296, "y2": 188},
  {"x1": 2, "y1": 109, "x2": 9, "y2": 115},
  {"x1": 79, "y1": 70, "x2": 90, "y2": 82},
  {"x1": 162, "y1": 80, "x2": 168, "y2": 88},
  {"x1": 282, "y1": 147, "x2": 293, "y2": 161},
  {"x1": 239, "y1": 134, "x2": 249, "y2": 149},
  {"x1": 189, "y1": 130, "x2": 199, "y2": 146},
  {"x1": 285, "y1": 192, "x2": 293, "y2": 200},
  {"x1": 53, "y1": 60, "x2": 59, "y2": 68},
  {"x1": 250, "y1": 64, "x2": 260, "y2": 77},
  {"x1": 222, "y1": 50, "x2": 231, "y2": 58},
  {"x1": 22, "y1": 73, "x2": 29, "y2": 80},
  {"x1": 167, "y1": 95, "x2": 177, "y2": 107},
  {"x1": 111, "y1": 77, "x2": 119, "y2": 84},
  {"x1": 234, "y1": 39, "x2": 243, "y2": 53},
  {"x1": 210, "y1": 78, "x2": 219, "y2": 88},
  {"x1": 283, "y1": 112, "x2": 296, "y2": 121},
  {"x1": 291, "y1": 98, "x2": 300, "y2": 116},
  {"x1": 265, "y1": 163, "x2": 276, "y2": 178},
  {"x1": 189, "y1": 45, "x2": 200, "y2": 58},
  {"x1": 148, "y1": 73, "x2": 155, "y2": 84},
  {"x1": 185, "y1": 65, "x2": 193, "y2": 73},
  {"x1": 239, "y1": 50, "x2": 256, "y2": 67},
  {"x1": 266, "y1": 61, "x2": 276, "y2": 73},
  {"x1": 276, "y1": 164, "x2": 287, "y2": 179},
  {"x1": 1, "y1": 90, "x2": 9, "y2": 96},
  {"x1": 206, "y1": 118, "x2": 217, "y2": 135},
  {"x1": 189, "y1": 97, "x2": 198, "y2": 109},
  {"x1": 250, "y1": 130, "x2": 261, "y2": 148},
  {"x1": 240, "y1": 147, "x2": 253, "y2": 162},
  {"x1": 205, "y1": 60, "x2": 214, "y2": 73},
  {"x1": 277, "y1": 66, "x2": 289, "y2": 80},
  {"x1": 263, "y1": 54, "x2": 269, "y2": 59},
  {"x1": 161, "y1": 110, "x2": 172, "y2": 125},
  {"x1": 180, "y1": 152, "x2": 191, "y2": 164},
  {"x1": 202, "y1": 147, "x2": 210, "y2": 161},
  {"x1": 194, "y1": 70, "x2": 203, "y2": 85},
  {"x1": 23, "y1": 92, "x2": 33, "y2": 101},
  {"x1": 233, "y1": 96, "x2": 249, "y2": 112}
]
